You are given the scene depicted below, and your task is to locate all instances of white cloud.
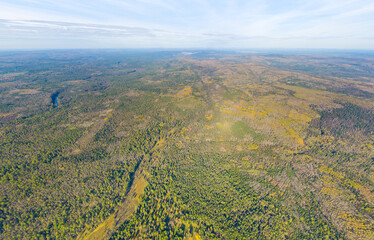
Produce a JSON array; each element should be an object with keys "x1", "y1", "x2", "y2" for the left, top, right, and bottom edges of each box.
[{"x1": 0, "y1": 0, "x2": 373, "y2": 49}]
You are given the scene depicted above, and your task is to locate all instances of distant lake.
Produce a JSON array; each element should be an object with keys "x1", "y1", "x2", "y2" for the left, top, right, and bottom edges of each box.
[{"x1": 51, "y1": 91, "x2": 59, "y2": 108}]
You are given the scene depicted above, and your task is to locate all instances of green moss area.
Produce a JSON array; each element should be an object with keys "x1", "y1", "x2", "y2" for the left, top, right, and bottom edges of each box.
[{"x1": 231, "y1": 120, "x2": 263, "y2": 141}]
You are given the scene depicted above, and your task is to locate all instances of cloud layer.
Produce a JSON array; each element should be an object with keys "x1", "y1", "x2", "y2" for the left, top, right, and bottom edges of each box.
[{"x1": 0, "y1": 0, "x2": 373, "y2": 49}]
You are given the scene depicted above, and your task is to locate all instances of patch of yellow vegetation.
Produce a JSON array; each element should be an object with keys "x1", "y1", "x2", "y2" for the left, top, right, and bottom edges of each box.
[
  {"x1": 216, "y1": 121, "x2": 231, "y2": 131},
  {"x1": 168, "y1": 127, "x2": 177, "y2": 135},
  {"x1": 365, "y1": 143, "x2": 374, "y2": 150},
  {"x1": 205, "y1": 114, "x2": 213, "y2": 120},
  {"x1": 236, "y1": 105, "x2": 268, "y2": 119},
  {"x1": 280, "y1": 121, "x2": 305, "y2": 146},
  {"x1": 176, "y1": 142, "x2": 183, "y2": 149},
  {"x1": 0, "y1": 113, "x2": 17, "y2": 118},
  {"x1": 248, "y1": 143, "x2": 259, "y2": 150},
  {"x1": 65, "y1": 80, "x2": 86, "y2": 84},
  {"x1": 18, "y1": 89, "x2": 40, "y2": 94},
  {"x1": 79, "y1": 176, "x2": 148, "y2": 240},
  {"x1": 319, "y1": 166, "x2": 344, "y2": 179},
  {"x1": 81, "y1": 214, "x2": 115, "y2": 240},
  {"x1": 320, "y1": 186, "x2": 341, "y2": 198},
  {"x1": 188, "y1": 233, "x2": 201, "y2": 240},
  {"x1": 248, "y1": 169, "x2": 262, "y2": 176},
  {"x1": 297, "y1": 137, "x2": 304, "y2": 145},
  {"x1": 72, "y1": 148, "x2": 82, "y2": 155},
  {"x1": 176, "y1": 86, "x2": 192, "y2": 97},
  {"x1": 320, "y1": 175, "x2": 342, "y2": 197},
  {"x1": 151, "y1": 138, "x2": 165, "y2": 151},
  {"x1": 337, "y1": 211, "x2": 374, "y2": 240},
  {"x1": 221, "y1": 109, "x2": 234, "y2": 115},
  {"x1": 288, "y1": 109, "x2": 312, "y2": 123},
  {"x1": 99, "y1": 109, "x2": 113, "y2": 117},
  {"x1": 346, "y1": 179, "x2": 362, "y2": 189}
]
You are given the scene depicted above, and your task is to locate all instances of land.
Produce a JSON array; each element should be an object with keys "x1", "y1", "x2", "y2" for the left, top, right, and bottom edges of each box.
[{"x1": 0, "y1": 49, "x2": 374, "y2": 239}]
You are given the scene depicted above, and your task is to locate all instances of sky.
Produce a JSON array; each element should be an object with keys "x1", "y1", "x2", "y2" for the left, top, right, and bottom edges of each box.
[{"x1": 0, "y1": 0, "x2": 373, "y2": 49}]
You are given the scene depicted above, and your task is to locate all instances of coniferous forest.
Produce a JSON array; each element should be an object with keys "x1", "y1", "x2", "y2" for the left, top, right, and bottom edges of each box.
[{"x1": 0, "y1": 50, "x2": 374, "y2": 239}]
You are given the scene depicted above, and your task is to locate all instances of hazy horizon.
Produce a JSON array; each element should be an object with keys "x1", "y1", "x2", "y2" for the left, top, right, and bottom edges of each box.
[{"x1": 1, "y1": 0, "x2": 374, "y2": 50}]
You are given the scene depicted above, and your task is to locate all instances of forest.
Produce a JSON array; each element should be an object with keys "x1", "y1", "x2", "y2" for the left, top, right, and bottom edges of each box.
[{"x1": 0, "y1": 49, "x2": 373, "y2": 239}]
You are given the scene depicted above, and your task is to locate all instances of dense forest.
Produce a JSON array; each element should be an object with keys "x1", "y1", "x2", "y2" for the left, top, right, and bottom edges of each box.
[{"x1": 0, "y1": 50, "x2": 373, "y2": 239}]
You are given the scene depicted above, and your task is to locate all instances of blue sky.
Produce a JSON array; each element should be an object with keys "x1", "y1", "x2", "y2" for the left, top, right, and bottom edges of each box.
[{"x1": 0, "y1": 0, "x2": 373, "y2": 49}]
